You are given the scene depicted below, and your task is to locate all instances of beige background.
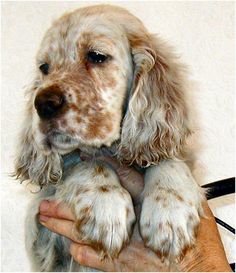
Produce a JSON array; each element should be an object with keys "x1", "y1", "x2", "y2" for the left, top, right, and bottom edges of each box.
[{"x1": 1, "y1": 1, "x2": 235, "y2": 271}]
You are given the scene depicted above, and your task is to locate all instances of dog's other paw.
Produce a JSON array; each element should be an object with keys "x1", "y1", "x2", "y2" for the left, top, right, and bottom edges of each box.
[
  {"x1": 70, "y1": 165, "x2": 136, "y2": 258},
  {"x1": 140, "y1": 187, "x2": 202, "y2": 263},
  {"x1": 74, "y1": 185, "x2": 135, "y2": 258}
]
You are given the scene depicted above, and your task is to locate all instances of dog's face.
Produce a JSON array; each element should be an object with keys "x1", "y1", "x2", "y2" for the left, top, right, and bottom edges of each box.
[
  {"x1": 15, "y1": 5, "x2": 190, "y2": 186},
  {"x1": 32, "y1": 9, "x2": 133, "y2": 154}
]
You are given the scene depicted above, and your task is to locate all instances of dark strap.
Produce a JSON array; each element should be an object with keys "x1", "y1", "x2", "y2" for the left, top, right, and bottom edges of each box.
[{"x1": 202, "y1": 177, "x2": 235, "y2": 200}]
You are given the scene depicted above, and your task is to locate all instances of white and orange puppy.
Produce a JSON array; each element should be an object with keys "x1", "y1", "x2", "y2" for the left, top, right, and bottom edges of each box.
[{"x1": 14, "y1": 5, "x2": 204, "y2": 271}]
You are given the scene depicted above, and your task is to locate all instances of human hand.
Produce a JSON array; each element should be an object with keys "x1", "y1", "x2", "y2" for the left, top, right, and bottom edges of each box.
[
  {"x1": 38, "y1": 200, "x2": 232, "y2": 272},
  {"x1": 38, "y1": 157, "x2": 232, "y2": 272}
]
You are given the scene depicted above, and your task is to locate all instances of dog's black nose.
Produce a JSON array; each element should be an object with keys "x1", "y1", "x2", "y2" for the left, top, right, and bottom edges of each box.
[{"x1": 34, "y1": 86, "x2": 65, "y2": 120}]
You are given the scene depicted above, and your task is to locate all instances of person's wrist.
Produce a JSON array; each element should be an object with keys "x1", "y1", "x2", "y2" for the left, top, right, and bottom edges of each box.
[
  {"x1": 180, "y1": 257, "x2": 231, "y2": 272},
  {"x1": 177, "y1": 245, "x2": 232, "y2": 272}
]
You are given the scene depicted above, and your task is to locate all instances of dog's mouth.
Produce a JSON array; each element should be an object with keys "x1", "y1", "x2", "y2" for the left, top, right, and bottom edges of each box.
[
  {"x1": 45, "y1": 131, "x2": 80, "y2": 154},
  {"x1": 44, "y1": 130, "x2": 115, "y2": 155}
]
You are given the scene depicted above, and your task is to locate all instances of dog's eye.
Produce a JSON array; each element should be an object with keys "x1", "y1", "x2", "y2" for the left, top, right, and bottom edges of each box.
[
  {"x1": 39, "y1": 63, "x2": 50, "y2": 75},
  {"x1": 87, "y1": 51, "x2": 108, "y2": 64}
]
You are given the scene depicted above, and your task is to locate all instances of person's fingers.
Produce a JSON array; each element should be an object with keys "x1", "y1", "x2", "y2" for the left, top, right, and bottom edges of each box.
[
  {"x1": 97, "y1": 155, "x2": 121, "y2": 170},
  {"x1": 116, "y1": 165, "x2": 144, "y2": 193},
  {"x1": 39, "y1": 200, "x2": 75, "y2": 221},
  {"x1": 70, "y1": 241, "x2": 169, "y2": 272},
  {"x1": 97, "y1": 156, "x2": 144, "y2": 201},
  {"x1": 39, "y1": 215, "x2": 83, "y2": 243},
  {"x1": 70, "y1": 243, "x2": 115, "y2": 271}
]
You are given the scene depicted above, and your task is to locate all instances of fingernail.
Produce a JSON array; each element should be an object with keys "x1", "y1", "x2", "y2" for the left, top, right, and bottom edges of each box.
[
  {"x1": 39, "y1": 200, "x2": 49, "y2": 213},
  {"x1": 39, "y1": 214, "x2": 50, "y2": 222}
]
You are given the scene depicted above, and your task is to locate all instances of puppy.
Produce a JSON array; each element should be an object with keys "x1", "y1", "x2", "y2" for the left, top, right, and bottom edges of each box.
[{"x1": 14, "y1": 4, "x2": 204, "y2": 271}]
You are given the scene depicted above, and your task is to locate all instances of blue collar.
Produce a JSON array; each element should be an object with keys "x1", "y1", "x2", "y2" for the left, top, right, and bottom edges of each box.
[{"x1": 62, "y1": 150, "x2": 82, "y2": 177}]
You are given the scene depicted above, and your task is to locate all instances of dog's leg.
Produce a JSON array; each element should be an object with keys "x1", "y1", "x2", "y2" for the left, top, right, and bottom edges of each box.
[
  {"x1": 55, "y1": 161, "x2": 136, "y2": 259},
  {"x1": 139, "y1": 159, "x2": 204, "y2": 263},
  {"x1": 26, "y1": 161, "x2": 135, "y2": 271}
]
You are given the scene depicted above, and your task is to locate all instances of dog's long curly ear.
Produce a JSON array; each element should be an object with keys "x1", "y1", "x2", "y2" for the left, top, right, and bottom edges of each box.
[
  {"x1": 14, "y1": 85, "x2": 62, "y2": 188},
  {"x1": 119, "y1": 32, "x2": 192, "y2": 166}
]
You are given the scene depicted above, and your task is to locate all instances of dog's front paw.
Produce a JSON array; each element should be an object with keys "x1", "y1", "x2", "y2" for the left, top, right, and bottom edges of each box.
[
  {"x1": 140, "y1": 188, "x2": 202, "y2": 263},
  {"x1": 73, "y1": 183, "x2": 135, "y2": 258}
]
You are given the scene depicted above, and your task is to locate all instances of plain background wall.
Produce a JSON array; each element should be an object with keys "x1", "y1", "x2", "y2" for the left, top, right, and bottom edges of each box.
[{"x1": 1, "y1": 1, "x2": 235, "y2": 271}]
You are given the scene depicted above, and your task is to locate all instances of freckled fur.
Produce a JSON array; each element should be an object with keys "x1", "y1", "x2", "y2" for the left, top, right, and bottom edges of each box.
[{"x1": 13, "y1": 4, "x2": 205, "y2": 271}]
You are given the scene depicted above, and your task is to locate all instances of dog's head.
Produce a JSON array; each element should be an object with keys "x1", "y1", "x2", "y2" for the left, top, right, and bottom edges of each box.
[{"x1": 15, "y1": 5, "x2": 191, "y2": 187}]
